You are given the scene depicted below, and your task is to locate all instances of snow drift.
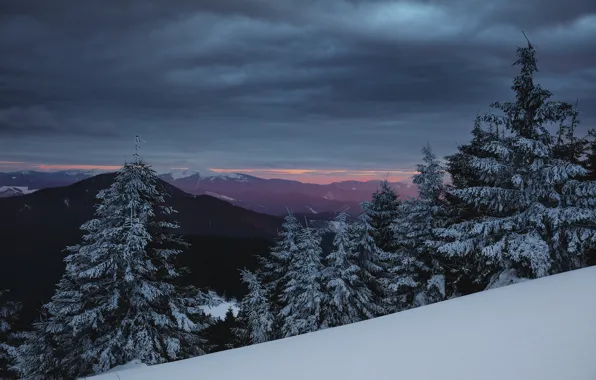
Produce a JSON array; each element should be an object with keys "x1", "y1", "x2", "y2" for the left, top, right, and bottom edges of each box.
[{"x1": 85, "y1": 267, "x2": 596, "y2": 380}]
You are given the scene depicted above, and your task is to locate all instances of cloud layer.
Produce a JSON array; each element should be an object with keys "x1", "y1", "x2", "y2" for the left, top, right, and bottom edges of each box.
[{"x1": 0, "y1": 0, "x2": 594, "y2": 179}]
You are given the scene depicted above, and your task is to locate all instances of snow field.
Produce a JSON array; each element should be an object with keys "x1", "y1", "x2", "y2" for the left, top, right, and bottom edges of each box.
[{"x1": 87, "y1": 266, "x2": 596, "y2": 380}]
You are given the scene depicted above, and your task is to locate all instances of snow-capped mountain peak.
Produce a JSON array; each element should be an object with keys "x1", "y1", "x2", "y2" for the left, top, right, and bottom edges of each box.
[
  {"x1": 162, "y1": 168, "x2": 253, "y2": 182},
  {"x1": 0, "y1": 186, "x2": 37, "y2": 197},
  {"x1": 62, "y1": 169, "x2": 108, "y2": 176},
  {"x1": 201, "y1": 173, "x2": 250, "y2": 183},
  {"x1": 168, "y1": 169, "x2": 199, "y2": 180}
]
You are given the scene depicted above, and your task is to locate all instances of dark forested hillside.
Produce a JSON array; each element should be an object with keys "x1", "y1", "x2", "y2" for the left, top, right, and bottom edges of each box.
[
  {"x1": 1, "y1": 233, "x2": 273, "y2": 332},
  {"x1": 0, "y1": 174, "x2": 281, "y2": 330}
]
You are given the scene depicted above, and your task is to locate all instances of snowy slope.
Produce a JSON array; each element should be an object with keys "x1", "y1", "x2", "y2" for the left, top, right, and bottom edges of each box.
[
  {"x1": 85, "y1": 267, "x2": 596, "y2": 380},
  {"x1": 168, "y1": 169, "x2": 199, "y2": 180},
  {"x1": 199, "y1": 292, "x2": 239, "y2": 320},
  {"x1": 200, "y1": 300, "x2": 239, "y2": 320},
  {"x1": 162, "y1": 168, "x2": 251, "y2": 182},
  {"x1": 204, "y1": 191, "x2": 237, "y2": 202},
  {"x1": 0, "y1": 186, "x2": 37, "y2": 196}
]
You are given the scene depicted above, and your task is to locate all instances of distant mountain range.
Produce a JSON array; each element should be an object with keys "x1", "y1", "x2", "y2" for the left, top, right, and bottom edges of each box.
[
  {"x1": 0, "y1": 172, "x2": 281, "y2": 239},
  {"x1": 0, "y1": 169, "x2": 418, "y2": 216},
  {"x1": 0, "y1": 170, "x2": 99, "y2": 192}
]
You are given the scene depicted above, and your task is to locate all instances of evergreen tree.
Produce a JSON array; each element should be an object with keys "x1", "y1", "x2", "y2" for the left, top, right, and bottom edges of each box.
[
  {"x1": 203, "y1": 306, "x2": 238, "y2": 353},
  {"x1": 552, "y1": 103, "x2": 586, "y2": 165},
  {"x1": 446, "y1": 116, "x2": 503, "y2": 190},
  {"x1": 13, "y1": 308, "x2": 65, "y2": 380},
  {"x1": 436, "y1": 40, "x2": 596, "y2": 286},
  {"x1": 580, "y1": 130, "x2": 596, "y2": 266},
  {"x1": 581, "y1": 129, "x2": 596, "y2": 182},
  {"x1": 323, "y1": 213, "x2": 380, "y2": 327},
  {"x1": 442, "y1": 119, "x2": 505, "y2": 295},
  {"x1": 386, "y1": 144, "x2": 447, "y2": 310},
  {"x1": 221, "y1": 307, "x2": 240, "y2": 349},
  {"x1": 234, "y1": 270, "x2": 273, "y2": 345},
  {"x1": 363, "y1": 180, "x2": 401, "y2": 253},
  {"x1": 259, "y1": 211, "x2": 302, "y2": 339},
  {"x1": 348, "y1": 211, "x2": 388, "y2": 316},
  {"x1": 280, "y1": 221, "x2": 328, "y2": 337},
  {"x1": 29, "y1": 140, "x2": 216, "y2": 378},
  {"x1": 0, "y1": 290, "x2": 20, "y2": 380}
]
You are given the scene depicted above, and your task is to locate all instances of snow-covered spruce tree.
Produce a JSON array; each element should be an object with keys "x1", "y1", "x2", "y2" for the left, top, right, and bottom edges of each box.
[
  {"x1": 441, "y1": 122, "x2": 505, "y2": 295},
  {"x1": 13, "y1": 307, "x2": 66, "y2": 380},
  {"x1": 552, "y1": 103, "x2": 587, "y2": 165},
  {"x1": 280, "y1": 220, "x2": 328, "y2": 337},
  {"x1": 347, "y1": 211, "x2": 388, "y2": 317},
  {"x1": 582, "y1": 130, "x2": 596, "y2": 181},
  {"x1": 580, "y1": 130, "x2": 596, "y2": 266},
  {"x1": 39, "y1": 140, "x2": 216, "y2": 378},
  {"x1": 446, "y1": 116, "x2": 504, "y2": 190},
  {"x1": 386, "y1": 144, "x2": 447, "y2": 311},
  {"x1": 349, "y1": 211, "x2": 385, "y2": 275},
  {"x1": 0, "y1": 290, "x2": 21, "y2": 379},
  {"x1": 233, "y1": 270, "x2": 274, "y2": 345},
  {"x1": 363, "y1": 180, "x2": 401, "y2": 253},
  {"x1": 436, "y1": 40, "x2": 596, "y2": 286},
  {"x1": 322, "y1": 212, "x2": 381, "y2": 327},
  {"x1": 258, "y1": 211, "x2": 302, "y2": 339}
]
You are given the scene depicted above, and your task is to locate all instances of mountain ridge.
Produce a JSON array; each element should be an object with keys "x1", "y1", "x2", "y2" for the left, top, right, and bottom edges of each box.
[{"x1": 0, "y1": 169, "x2": 417, "y2": 216}]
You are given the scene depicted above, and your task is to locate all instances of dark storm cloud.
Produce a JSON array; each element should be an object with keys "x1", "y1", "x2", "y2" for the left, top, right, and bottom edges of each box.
[
  {"x1": 0, "y1": 0, "x2": 595, "y2": 174},
  {"x1": 0, "y1": 106, "x2": 119, "y2": 138}
]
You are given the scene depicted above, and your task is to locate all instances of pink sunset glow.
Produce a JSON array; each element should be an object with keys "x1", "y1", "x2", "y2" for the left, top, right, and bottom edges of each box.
[
  {"x1": 208, "y1": 168, "x2": 418, "y2": 184},
  {"x1": 0, "y1": 161, "x2": 418, "y2": 184}
]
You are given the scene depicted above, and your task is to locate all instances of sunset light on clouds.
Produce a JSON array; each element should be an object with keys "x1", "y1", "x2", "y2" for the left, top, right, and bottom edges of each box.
[{"x1": 0, "y1": 0, "x2": 595, "y2": 183}]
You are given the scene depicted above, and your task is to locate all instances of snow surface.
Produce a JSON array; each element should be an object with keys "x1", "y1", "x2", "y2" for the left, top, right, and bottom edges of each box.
[
  {"x1": 102, "y1": 360, "x2": 147, "y2": 374},
  {"x1": 202, "y1": 173, "x2": 250, "y2": 183},
  {"x1": 200, "y1": 301, "x2": 239, "y2": 320},
  {"x1": 64, "y1": 170, "x2": 100, "y2": 176},
  {"x1": 163, "y1": 168, "x2": 250, "y2": 182},
  {"x1": 205, "y1": 191, "x2": 237, "y2": 202},
  {"x1": 199, "y1": 292, "x2": 239, "y2": 320},
  {"x1": 85, "y1": 266, "x2": 596, "y2": 380},
  {"x1": 168, "y1": 169, "x2": 199, "y2": 180},
  {"x1": 323, "y1": 191, "x2": 335, "y2": 200},
  {"x1": 0, "y1": 186, "x2": 37, "y2": 194}
]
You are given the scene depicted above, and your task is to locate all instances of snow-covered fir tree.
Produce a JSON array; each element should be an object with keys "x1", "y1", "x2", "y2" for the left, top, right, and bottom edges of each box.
[
  {"x1": 24, "y1": 141, "x2": 216, "y2": 378},
  {"x1": 260, "y1": 212, "x2": 302, "y2": 295},
  {"x1": 234, "y1": 270, "x2": 273, "y2": 345},
  {"x1": 347, "y1": 211, "x2": 388, "y2": 316},
  {"x1": 13, "y1": 307, "x2": 65, "y2": 380},
  {"x1": 259, "y1": 211, "x2": 302, "y2": 339},
  {"x1": 552, "y1": 102, "x2": 586, "y2": 165},
  {"x1": 363, "y1": 180, "x2": 401, "y2": 253},
  {"x1": 0, "y1": 290, "x2": 20, "y2": 380},
  {"x1": 280, "y1": 220, "x2": 328, "y2": 337},
  {"x1": 436, "y1": 40, "x2": 596, "y2": 286},
  {"x1": 582, "y1": 130, "x2": 596, "y2": 181},
  {"x1": 322, "y1": 213, "x2": 381, "y2": 327},
  {"x1": 442, "y1": 119, "x2": 511, "y2": 294},
  {"x1": 388, "y1": 144, "x2": 447, "y2": 310},
  {"x1": 446, "y1": 116, "x2": 504, "y2": 190}
]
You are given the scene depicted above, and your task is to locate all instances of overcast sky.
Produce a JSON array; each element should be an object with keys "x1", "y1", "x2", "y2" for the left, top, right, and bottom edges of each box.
[{"x1": 0, "y1": 0, "x2": 594, "y2": 183}]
